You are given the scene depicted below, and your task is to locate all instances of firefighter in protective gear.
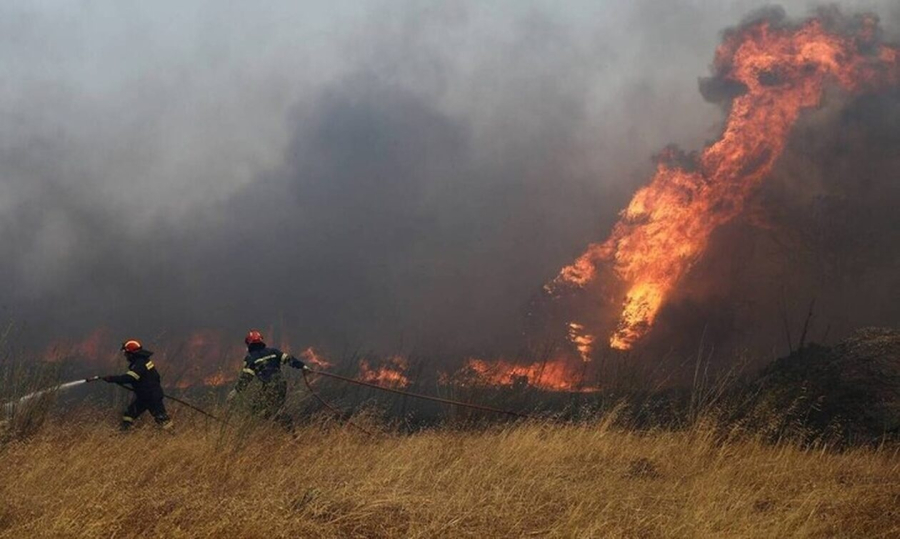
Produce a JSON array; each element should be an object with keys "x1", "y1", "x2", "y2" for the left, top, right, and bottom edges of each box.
[
  {"x1": 103, "y1": 340, "x2": 171, "y2": 430},
  {"x1": 228, "y1": 330, "x2": 308, "y2": 419}
]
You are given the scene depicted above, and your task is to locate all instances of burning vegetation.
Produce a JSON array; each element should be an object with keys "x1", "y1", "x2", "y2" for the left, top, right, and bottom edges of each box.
[
  {"x1": 4, "y1": 7, "x2": 900, "y2": 538},
  {"x1": 20, "y1": 10, "x2": 900, "y2": 399},
  {"x1": 358, "y1": 356, "x2": 411, "y2": 388},
  {"x1": 548, "y1": 12, "x2": 899, "y2": 352},
  {"x1": 445, "y1": 357, "x2": 598, "y2": 393}
]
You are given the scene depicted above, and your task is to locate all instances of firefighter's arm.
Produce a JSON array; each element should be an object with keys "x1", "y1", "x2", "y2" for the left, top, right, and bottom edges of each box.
[
  {"x1": 103, "y1": 373, "x2": 135, "y2": 384},
  {"x1": 280, "y1": 351, "x2": 309, "y2": 371},
  {"x1": 103, "y1": 364, "x2": 145, "y2": 385}
]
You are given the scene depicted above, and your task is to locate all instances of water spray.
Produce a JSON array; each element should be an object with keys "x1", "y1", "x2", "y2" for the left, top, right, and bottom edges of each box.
[
  {"x1": 2, "y1": 376, "x2": 226, "y2": 424},
  {"x1": 4, "y1": 369, "x2": 526, "y2": 430},
  {"x1": 2, "y1": 377, "x2": 100, "y2": 417}
]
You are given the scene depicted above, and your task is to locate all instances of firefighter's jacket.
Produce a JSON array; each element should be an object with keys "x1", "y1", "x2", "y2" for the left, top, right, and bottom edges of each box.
[
  {"x1": 107, "y1": 351, "x2": 164, "y2": 402},
  {"x1": 235, "y1": 345, "x2": 305, "y2": 392}
]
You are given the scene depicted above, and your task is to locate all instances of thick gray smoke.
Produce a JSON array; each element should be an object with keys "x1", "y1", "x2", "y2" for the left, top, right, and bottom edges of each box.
[
  {"x1": 1, "y1": 1, "x2": 897, "y2": 358},
  {"x1": 660, "y1": 84, "x2": 900, "y2": 357}
]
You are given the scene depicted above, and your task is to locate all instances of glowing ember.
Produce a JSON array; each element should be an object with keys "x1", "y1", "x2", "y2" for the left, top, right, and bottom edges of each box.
[
  {"x1": 550, "y1": 15, "x2": 899, "y2": 350},
  {"x1": 358, "y1": 355, "x2": 410, "y2": 387}
]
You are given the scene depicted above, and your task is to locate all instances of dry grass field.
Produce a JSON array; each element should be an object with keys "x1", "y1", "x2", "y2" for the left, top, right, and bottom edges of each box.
[{"x1": 1, "y1": 409, "x2": 898, "y2": 539}]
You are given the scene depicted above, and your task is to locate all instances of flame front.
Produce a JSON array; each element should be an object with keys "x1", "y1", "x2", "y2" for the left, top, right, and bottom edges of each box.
[
  {"x1": 446, "y1": 357, "x2": 598, "y2": 393},
  {"x1": 358, "y1": 355, "x2": 410, "y2": 388},
  {"x1": 550, "y1": 16, "x2": 899, "y2": 350},
  {"x1": 300, "y1": 347, "x2": 333, "y2": 369},
  {"x1": 44, "y1": 328, "x2": 112, "y2": 364}
]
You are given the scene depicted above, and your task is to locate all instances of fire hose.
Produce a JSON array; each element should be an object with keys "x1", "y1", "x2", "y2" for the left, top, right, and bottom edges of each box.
[
  {"x1": 6, "y1": 371, "x2": 528, "y2": 433},
  {"x1": 301, "y1": 371, "x2": 375, "y2": 436},
  {"x1": 303, "y1": 368, "x2": 530, "y2": 420},
  {"x1": 84, "y1": 377, "x2": 228, "y2": 424},
  {"x1": 2, "y1": 377, "x2": 227, "y2": 424}
]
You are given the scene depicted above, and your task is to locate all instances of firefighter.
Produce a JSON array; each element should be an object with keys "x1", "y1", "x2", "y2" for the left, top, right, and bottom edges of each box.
[
  {"x1": 227, "y1": 330, "x2": 308, "y2": 419},
  {"x1": 102, "y1": 339, "x2": 171, "y2": 431}
]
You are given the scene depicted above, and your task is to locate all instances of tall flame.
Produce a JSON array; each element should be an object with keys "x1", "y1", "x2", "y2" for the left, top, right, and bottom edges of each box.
[{"x1": 550, "y1": 16, "x2": 899, "y2": 350}]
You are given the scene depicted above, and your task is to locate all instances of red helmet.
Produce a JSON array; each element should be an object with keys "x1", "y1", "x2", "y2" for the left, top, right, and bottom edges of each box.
[
  {"x1": 121, "y1": 339, "x2": 143, "y2": 353},
  {"x1": 245, "y1": 330, "x2": 265, "y2": 345}
]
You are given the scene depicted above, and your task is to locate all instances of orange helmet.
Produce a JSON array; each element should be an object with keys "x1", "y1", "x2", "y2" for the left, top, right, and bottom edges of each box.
[
  {"x1": 121, "y1": 339, "x2": 143, "y2": 354},
  {"x1": 245, "y1": 330, "x2": 265, "y2": 346}
]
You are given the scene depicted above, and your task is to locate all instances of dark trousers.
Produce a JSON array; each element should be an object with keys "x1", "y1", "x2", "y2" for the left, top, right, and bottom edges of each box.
[
  {"x1": 250, "y1": 380, "x2": 288, "y2": 419},
  {"x1": 122, "y1": 397, "x2": 171, "y2": 430}
]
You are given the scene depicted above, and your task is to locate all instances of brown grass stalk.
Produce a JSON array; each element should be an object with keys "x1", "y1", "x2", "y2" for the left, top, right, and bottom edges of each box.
[{"x1": 0, "y1": 410, "x2": 897, "y2": 538}]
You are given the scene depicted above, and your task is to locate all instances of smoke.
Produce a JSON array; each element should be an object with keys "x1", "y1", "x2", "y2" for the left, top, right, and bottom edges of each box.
[
  {"x1": 667, "y1": 85, "x2": 900, "y2": 353},
  {"x1": 643, "y1": 102, "x2": 900, "y2": 359},
  {"x1": 1, "y1": 1, "x2": 898, "y2": 360},
  {"x1": 635, "y1": 5, "x2": 900, "y2": 358}
]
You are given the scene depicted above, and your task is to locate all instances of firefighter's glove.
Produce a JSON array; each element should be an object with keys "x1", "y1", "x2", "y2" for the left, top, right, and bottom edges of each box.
[
  {"x1": 226, "y1": 390, "x2": 237, "y2": 403},
  {"x1": 102, "y1": 376, "x2": 115, "y2": 383},
  {"x1": 301, "y1": 364, "x2": 311, "y2": 372}
]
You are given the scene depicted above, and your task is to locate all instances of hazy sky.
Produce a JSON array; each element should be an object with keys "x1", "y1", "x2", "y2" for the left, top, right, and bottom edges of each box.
[{"x1": 1, "y1": 0, "x2": 897, "y2": 353}]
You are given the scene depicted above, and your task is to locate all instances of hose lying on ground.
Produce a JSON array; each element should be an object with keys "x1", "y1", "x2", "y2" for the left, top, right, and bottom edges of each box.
[
  {"x1": 306, "y1": 369, "x2": 530, "y2": 419},
  {"x1": 302, "y1": 370, "x2": 376, "y2": 436},
  {"x1": 6, "y1": 370, "x2": 528, "y2": 433},
  {"x1": 105, "y1": 380, "x2": 228, "y2": 425}
]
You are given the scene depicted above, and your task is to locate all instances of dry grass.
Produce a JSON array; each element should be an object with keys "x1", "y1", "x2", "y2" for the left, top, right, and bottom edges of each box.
[{"x1": 0, "y1": 411, "x2": 898, "y2": 539}]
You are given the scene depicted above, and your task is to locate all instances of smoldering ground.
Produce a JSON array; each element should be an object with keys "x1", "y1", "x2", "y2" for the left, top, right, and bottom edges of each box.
[{"x1": 1, "y1": 1, "x2": 898, "y2": 364}]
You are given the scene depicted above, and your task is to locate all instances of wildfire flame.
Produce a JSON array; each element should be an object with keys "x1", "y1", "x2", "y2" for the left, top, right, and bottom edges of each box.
[
  {"x1": 446, "y1": 357, "x2": 598, "y2": 393},
  {"x1": 43, "y1": 328, "x2": 113, "y2": 365},
  {"x1": 44, "y1": 329, "x2": 245, "y2": 389},
  {"x1": 300, "y1": 347, "x2": 333, "y2": 369},
  {"x1": 549, "y1": 15, "x2": 899, "y2": 350},
  {"x1": 567, "y1": 322, "x2": 595, "y2": 362},
  {"x1": 41, "y1": 329, "x2": 341, "y2": 390},
  {"x1": 358, "y1": 355, "x2": 410, "y2": 388},
  {"x1": 43, "y1": 329, "x2": 602, "y2": 394}
]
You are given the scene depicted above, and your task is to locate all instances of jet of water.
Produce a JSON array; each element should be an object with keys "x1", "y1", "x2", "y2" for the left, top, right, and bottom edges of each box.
[{"x1": 2, "y1": 378, "x2": 97, "y2": 417}]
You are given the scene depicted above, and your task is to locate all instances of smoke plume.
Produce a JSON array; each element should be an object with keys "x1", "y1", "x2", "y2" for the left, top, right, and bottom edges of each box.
[{"x1": 0, "y1": 1, "x2": 897, "y2": 367}]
